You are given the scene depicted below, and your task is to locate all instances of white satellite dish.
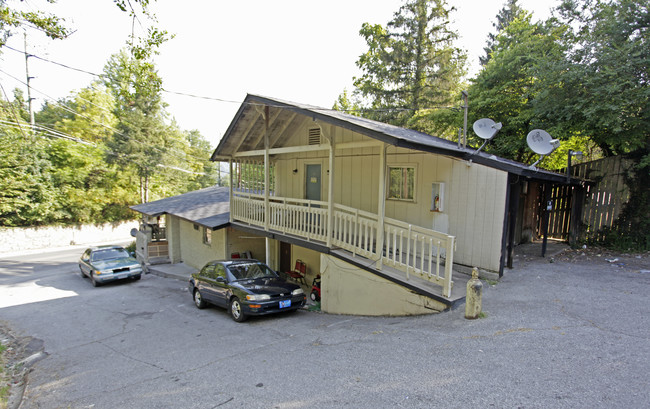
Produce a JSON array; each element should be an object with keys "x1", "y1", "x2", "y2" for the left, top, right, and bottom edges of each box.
[
  {"x1": 527, "y1": 129, "x2": 560, "y2": 169},
  {"x1": 470, "y1": 118, "x2": 502, "y2": 156},
  {"x1": 473, "y1": 118, "x2": 502, "y2": 140}
]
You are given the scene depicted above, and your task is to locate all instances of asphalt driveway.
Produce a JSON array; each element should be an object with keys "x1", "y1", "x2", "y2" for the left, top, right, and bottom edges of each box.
[{"x1": 1, "y1": 245, "x2": 648, "y2": 408}]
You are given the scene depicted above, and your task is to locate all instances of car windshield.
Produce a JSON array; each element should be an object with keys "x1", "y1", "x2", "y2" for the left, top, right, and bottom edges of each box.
[
  {"x1": 91, "y1": 248, "x2": 130, "y2": 262},
  {"x1": 227, "y1": 262, "x2": 277, "y2": 281}
]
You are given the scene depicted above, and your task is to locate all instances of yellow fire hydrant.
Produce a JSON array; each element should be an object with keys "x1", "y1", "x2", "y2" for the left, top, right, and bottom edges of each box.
[{"x1": 465, "y1": 267, "x2": 483, "y2": 319}]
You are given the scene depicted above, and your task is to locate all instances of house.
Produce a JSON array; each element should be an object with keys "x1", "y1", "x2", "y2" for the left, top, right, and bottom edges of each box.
[{"x1": 133, "y1": 94, "x2": 574, "y2": 317}]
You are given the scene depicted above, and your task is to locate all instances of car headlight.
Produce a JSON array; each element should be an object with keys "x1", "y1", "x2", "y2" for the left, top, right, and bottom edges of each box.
[
  {"x1": 292, "y1": 288, "x2": 304, "y2": 296},
  {"x1": 246, "y1": 294, "x2": 271, "y2": 301}
]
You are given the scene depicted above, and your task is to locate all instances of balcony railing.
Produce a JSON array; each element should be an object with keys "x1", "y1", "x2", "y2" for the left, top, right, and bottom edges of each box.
[{"x1": 232, "y1": 191, "x2": 455, "y2": 297}]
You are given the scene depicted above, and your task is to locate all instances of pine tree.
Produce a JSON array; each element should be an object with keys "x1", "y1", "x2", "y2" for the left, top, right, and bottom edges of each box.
[{"x1": 352, "y1": 0, "x2": 466, "y2": 127}]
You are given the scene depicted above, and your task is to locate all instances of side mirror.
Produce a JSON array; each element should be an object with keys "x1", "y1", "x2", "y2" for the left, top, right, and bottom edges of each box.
[{"x1": 216, "y1": 276, "x2": 227, "y2": 283}]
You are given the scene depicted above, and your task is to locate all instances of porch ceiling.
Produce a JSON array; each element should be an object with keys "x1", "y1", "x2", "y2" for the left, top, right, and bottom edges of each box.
[{"x1": 212, "y1": 98, "x2": 307, "y2": 159}]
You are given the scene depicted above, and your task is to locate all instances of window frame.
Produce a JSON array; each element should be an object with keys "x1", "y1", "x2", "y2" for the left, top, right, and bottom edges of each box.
[
  {"x1": 386, "y1": 164, "x2": 417, "y2": 202},
  {"x1": 202, "y1": 227, "x2": 212, "y2": 246}
]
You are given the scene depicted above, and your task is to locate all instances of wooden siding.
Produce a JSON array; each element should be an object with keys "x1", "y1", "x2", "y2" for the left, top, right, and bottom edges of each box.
[{"x1": 269, "y1": 121, "x2": 508, "y2": 273}]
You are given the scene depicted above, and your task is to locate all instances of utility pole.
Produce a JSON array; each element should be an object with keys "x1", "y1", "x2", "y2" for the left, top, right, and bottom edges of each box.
[{"x1": 24, "y1": 31, "x2": 35, "y2": 130}]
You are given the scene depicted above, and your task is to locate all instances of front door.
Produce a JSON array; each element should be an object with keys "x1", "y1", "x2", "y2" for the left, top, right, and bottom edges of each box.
[
  {"x1": 305, "y1": 164, "x2": 321, "y2": 201},
  {"x1": 280, "y1": 242, "x2": 291, "y2": 274}
]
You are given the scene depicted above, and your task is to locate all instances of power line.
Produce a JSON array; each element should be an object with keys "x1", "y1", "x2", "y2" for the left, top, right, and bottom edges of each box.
[
  {"x1": 0, "y1": 68, "x2": 208, "y2": 164},
  {"x1": 3, "y1": 45, "x2": 461, "y2": 115}
]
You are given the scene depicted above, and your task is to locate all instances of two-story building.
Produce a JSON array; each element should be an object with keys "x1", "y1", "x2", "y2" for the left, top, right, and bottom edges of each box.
[{"x1": 193, "y1": 94, "x2": 570, "y2": 316}]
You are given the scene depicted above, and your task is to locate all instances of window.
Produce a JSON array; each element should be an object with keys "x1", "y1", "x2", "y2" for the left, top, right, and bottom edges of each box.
[
  {"x1": 200, "y1": 263, "x2": 217, "y2": 279},
  {"x1": 215, "y1": 264, "x2": 227, "y2": 281},
  {"x1": 202, "y1": 227, "x2": 212, "y2": 246},
  {"x1": 388, "y1": 166, "x2": 415, "y2": 201}
]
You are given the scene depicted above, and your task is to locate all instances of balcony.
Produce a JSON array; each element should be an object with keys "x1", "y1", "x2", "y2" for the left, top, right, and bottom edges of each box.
[{"x1": 232, "y1": 191, "x2": 456, "y2": 297}]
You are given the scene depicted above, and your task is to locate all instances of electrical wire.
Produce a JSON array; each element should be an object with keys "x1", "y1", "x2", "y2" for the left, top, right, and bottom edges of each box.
[
  {"x1": 0, "y1": 68, "x2": 210, "y2": 165},
  {"x1": 3, "y1": 45, "x2": 461, "y2": 115}
]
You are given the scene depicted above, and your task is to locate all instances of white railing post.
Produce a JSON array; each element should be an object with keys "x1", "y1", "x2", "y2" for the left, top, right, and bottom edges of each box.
[
  {"x1": 443, "y1": 236, "x2": 455, "y2": 297},
  {"x1": 405, "y1": 224, "x2": 412, "y2": 280}
]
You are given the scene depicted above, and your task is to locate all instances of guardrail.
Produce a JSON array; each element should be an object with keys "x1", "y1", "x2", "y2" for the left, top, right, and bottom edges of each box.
[{"x1": 231, "y1": 192, "x2": 455, "y2": 297}]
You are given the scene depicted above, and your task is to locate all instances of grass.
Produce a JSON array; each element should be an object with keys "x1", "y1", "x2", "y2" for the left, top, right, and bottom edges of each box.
[{"x1": 0, "y1": 342, "x2": 8, "y2": 409}]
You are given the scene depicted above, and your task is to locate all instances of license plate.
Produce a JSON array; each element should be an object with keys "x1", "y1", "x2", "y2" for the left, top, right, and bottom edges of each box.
[
  {"x1": 117, "y1": 273, "x2": 128, "y2": 279},
  {"x1": 279, "y1": 300, "x2": 291, "y2": 309}
]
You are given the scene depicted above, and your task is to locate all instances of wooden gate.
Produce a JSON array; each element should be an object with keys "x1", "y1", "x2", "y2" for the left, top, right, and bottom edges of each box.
[{"x1": 546, "y1": 156, "x2": 632, "y2": 242}]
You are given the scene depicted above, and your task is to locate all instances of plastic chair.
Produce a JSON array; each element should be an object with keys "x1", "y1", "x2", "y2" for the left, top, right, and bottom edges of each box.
[{"x1": 286, "y1": 259, "x2": 307, "y2": 285}]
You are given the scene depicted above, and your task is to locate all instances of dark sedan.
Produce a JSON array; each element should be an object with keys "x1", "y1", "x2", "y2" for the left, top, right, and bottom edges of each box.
[{"x1": 188, "y1": 260, "x2": 306, "y2": 322}]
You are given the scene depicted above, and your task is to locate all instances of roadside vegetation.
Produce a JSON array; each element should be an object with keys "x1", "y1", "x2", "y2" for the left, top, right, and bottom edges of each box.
[
  {"x1": 0, "y1": 341, "x2": 7, "y2": 409},
  {"x1": 0, "y1": 0, "x2": 220, "y2": 228}
]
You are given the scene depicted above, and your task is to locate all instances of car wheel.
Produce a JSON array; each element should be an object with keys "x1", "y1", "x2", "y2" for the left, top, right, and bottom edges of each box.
[
  {"x1": 193, "y1": 289, "x2": 207, "y2": 309},
  {"x1": 79, "y1": 266, "x2": 86, "y2": 278},
  {"x1": 229, "y1": 297, "x2": 247, "y2": 322},
  {"x1": 132, "y1": 275, "x2": 141, "y2": 281},
  {"x1": 90, "y1": 272, "x2": 101, "y2": 287}
]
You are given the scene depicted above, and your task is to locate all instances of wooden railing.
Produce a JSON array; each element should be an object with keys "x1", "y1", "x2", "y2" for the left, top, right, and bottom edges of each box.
[{"x1": 231, "y1": 192, "x2": 455, "y2": 297}]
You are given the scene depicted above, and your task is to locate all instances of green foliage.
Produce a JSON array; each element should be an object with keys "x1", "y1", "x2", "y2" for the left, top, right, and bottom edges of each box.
[
  {"x1": 468, "y1": 12, "x2": 567, "y2": 163},
  {"x1": 538, "y1": 0, "x2": 649, "y2": 167},
  {"x1": 0, "y1": 0, "x2": 70, "y2": 46},
  {"x1": 352, "y1": 0, "x2": 466, "y2": 127},
  {"x1": 597, "y1": 153, "x2": 650, "y2": 251},
  {"x1": 480, "y1": 0, "x2": 525, "y2": 66}
]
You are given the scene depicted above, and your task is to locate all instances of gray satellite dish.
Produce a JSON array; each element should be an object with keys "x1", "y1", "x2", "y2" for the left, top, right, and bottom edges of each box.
[
  {"x1": 527, "y1": 129, "x2": 560, "y2": 169},
  {"x1": 473, "y1": 118, "x2": 502, "y2": 140},
  {"x1": 471, "y1": 118, "x2": 502, "y2": 156}
]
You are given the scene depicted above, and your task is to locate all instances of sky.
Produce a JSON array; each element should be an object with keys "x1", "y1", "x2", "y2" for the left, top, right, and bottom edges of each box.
[{"x1": 1, "y1": 0, "x2": 558, "y2": 147}]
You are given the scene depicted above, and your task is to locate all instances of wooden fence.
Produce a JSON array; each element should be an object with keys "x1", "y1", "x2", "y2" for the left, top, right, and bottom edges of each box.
[{"x1": 546, "y1": 156, "x2": 632, "y2": 242}]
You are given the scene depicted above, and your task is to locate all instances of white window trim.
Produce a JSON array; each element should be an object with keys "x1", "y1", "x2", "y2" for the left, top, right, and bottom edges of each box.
[{"x1": 386, "y1": 163, "x2": 417, "y2": 202}]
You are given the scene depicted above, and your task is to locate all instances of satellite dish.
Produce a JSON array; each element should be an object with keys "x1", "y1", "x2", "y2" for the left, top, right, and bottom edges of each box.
[
  {"x1": 527, "y1": 129, "x2": 559, "y2": 155},
  {"x1": 473, "y1": 118, "x2": 503, "y2": 140},
  {"x1": 470, "y1": 118, "x2": 502, "y2": 157},
  {"x1": 526, "y1": 129, "x2": 560, "y2": 169}
]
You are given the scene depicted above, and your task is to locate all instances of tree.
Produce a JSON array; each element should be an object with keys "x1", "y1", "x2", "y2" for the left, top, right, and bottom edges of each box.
[
  {"x1": 468, "y1": 11, "x2": 567, "y2": 163},
  {"x1": 351, "y1": 0, "x2": 466, "y2": 127},
  {"x1": 0, "y1": 0, "x2": 70, "y2": 47},
  {"x1": 539, "y1": 0, "x2": 649, "y2": 167},
  {"x1": 103, "y1": 49, "x2": 168, "y2": 203},
  {"x1": 37, "y1": 82, "x2": 117, "y2": 143},
  {"x1": 480, "y1": 0, "x2": 525, "y2": 66}
]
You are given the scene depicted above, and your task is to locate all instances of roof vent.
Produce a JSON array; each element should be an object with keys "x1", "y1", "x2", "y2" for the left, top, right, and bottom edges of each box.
[{"x1": 308, "y1": 128, "x2": 321, "y2": 145}]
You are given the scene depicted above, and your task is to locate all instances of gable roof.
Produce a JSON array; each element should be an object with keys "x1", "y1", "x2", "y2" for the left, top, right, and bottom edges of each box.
[
  {"x1": 212, "y1": 94, "x2": 574, "y2": 184},
  {"x1": 130, "y1": 186, "x2": 230, "y2": 229}
]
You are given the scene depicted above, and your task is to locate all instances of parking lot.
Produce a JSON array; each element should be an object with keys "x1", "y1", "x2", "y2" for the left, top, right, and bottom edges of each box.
[{"x1": 1, "y1": 245, "x2": 649, "y2": 408}]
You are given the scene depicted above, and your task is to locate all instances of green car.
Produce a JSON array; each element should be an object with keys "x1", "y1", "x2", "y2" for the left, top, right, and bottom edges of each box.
[{"x1": 79, "y1": 245, "x2": 143, "y2": 287}]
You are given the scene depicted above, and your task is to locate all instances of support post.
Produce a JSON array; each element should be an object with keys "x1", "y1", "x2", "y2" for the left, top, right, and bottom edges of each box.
[
  {"x1": 264, "y1": 106, "x2": 270, "y2": 231},
  {"x1": 541, "y1": 183, "x2": 552, "y2": 257},
  {"x1": 229, "y1": 159, "x2": 234, "y2": 223},
  {"x1": 375, "y1": 144, "x2": 386, "y2": 269},
  {"x1": 326, "y1": 129, "x2": 335, "y2": 248}
]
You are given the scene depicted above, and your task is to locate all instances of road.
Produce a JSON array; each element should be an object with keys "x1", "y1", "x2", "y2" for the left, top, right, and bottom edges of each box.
[{"x1": 1, "y1": 245, "x2": 649, "y2": 409}]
